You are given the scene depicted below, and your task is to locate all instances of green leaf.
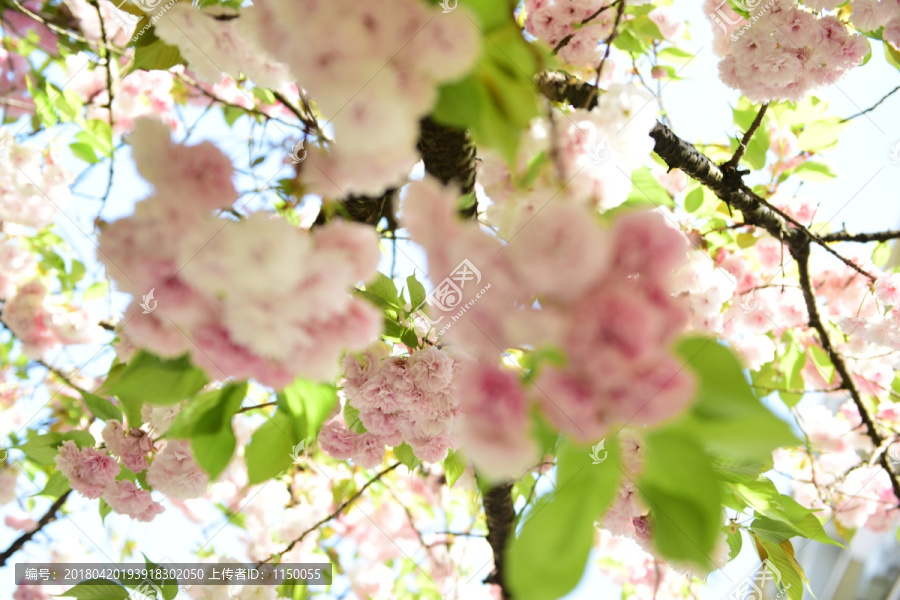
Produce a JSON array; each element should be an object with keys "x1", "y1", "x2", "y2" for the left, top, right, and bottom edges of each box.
[
  {"x1": 129, "y1": 39, "x2": 183, "y2": 73},
  {"x1": 751, "y1": 515, "x2": 796, "y2": 543},
  {"x1": 506, "y1": 436, "x2": 621, "y2": 600},
  {"x1": 82, "y1": 392, "x2": 123, "y2": 422},
  {"x1": 684, "y1": 185, "x2": 716, "y2": 215},
  {"x1": 728, "y1": 478, "x2": 841, "y2": 547},
  {"x1": 69, "y1": 142, "x2": 100, "y2": 164},
  {"x1": 166, "y1": 383, "x2": 247, "y2": 480},
  {"x1": 99, "y1": 498, "x2": 112, "y2": 524},
  {"x1": 17, "y1": 431, "x2": 95, "y2": 465},
  {"x1": 35, "y1": 471, "x2": 71, "y2": 498},
  {"x1": 625, "y1": 167, "x2": 675, "y2": 208},
  {"x1": 443, "y1": 449, "x2": 467, "y2": 487},
  {"x1": 726, "y1": 528, "x2": 743, "y2": 560},
  {"x1": 394, "y1": 442, "x2": 419, "y2": 470},
  {"x1": 407, "y1": 275, "x2": 427, "y2": 311},
  {"x1": 665, "y1": 337, "x2": 798, "y2": 463},
  {"x1": 792, "y1": 161, "x2": 836, "y2": 182},
  {"x1": 754, "y1": 540, "x2": 805, "y2": 600},
  {"x1": 432, "y1": 74, "x2": 483, "y2": 129},
  {"x1": 245, "y1": 411, "x2": 298, "y2": 485},
  {"x1": 343, "y1": 403, "x2": 367, "y2": 433},
  {"x1": 76, "y1": 119, "x2": 113, "y2": 159},
  {"x1": 365, "y1": 272, "x2": 401, "y2": 308},
  {"x1": 139, "y1": 556, "x2": 179, "y2": 600},
  {"x1": 460, "y1": 0, "x2": 512, "y2": 30},
  {"x1": 778, "y1": 334, "x2": 806, "y2": 407},
  {"x1": 83, "y1": 281, "x2": 109, "y2": 301},
  {"x1": 638, "y1": 430, "x2": 721, "y2": 568},
  {"x1": 102, "y1": 351, "x2": 208, "y2": 407},
  {"x1": 873, "y1": 241, "x2": 892, "y2": 267},
  {"x1": 796, "y1": 117, "x2": 847, "y2": 152},
  {"x1": 400, "y1": 328, "x2": 419, "y2": 349},
  {"x1": 278, "y1": 379, "x2": 339, "y2": 442},
  {"x1": 58, "y1": 579, "x2": 130, "y2": 599}
]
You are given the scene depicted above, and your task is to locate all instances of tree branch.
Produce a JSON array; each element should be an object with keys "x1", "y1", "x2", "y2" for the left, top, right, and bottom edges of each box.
[
  {"x1": 552, "y1": 4, "x2": 614, "y2": 54},
  {"x1": 259, "y1": 462, "x2": 401, "y2": 564},
  {"x1": 0, "y1": 490, "x2": 72, "y2": 567},
  {"x1": 723, "y1": 102, "x2": 768, "y2": 171},
  {"x1": 842, "y1": 84, "x2": 900, "y2": 122},
  {"x1": 794, "y1": 245, "x2": 900, "y2": 505},
  {"x1": 536, "y1": 67, "x2": 899, "y2": 501},
  {"x1": 482, "y1": 482, "x2": 515, "y2": 598},
  {"x1": 820, "y1": 229, "x2": 900, "y2": 243},
  {"x1": 417, "y1": 116, "x2": 478, "y2": 217}
]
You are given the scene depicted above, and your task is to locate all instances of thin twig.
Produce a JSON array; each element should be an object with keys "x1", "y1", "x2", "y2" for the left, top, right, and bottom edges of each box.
[
  {"x1": 794, "y1": 245, "x2": 900, "y2": 506},
  {"x1": 0, "y1": 490, "x2": 72, "y2": 566},
  {"x1": 723, "y1": 102, "x2": 768, "y2": 170},
  {"x1": 552, "y1": 4, "x2": 614, "y2": 54},
  {"x1": 842, "y1": 84, "x2": 900, "y2": 122},
  {"x1": 588, "y1": 0, "x2": 627, "y2": 105},
  {"x1": 258, "y1": 462, "x2": 401, "y2": 564}
]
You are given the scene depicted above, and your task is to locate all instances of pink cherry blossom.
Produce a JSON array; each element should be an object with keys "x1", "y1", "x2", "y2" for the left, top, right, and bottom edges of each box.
[
  {"x1": 54, "y1": 440, "x2": 120, "y2": 499},
  {"x1": 146, "y1": 440, "x2": 209, "y2": 499},
  {"x1": 102, "y1": 480, "x2": 165, "y2": 522}
]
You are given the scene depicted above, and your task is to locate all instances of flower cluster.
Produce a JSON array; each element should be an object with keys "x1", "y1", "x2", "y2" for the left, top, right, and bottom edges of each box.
[
  {"x1": 146, "y1": 439, "x2": 210, "y2": 500},
  {"x1": 775, "y1": 399, "x2": 900, "y2": 533},
  {"x1": 319, "y1": 345, "x2": 462, "y2": 467},
  {"x1": 0, "y1": 281, "x2": 104, "y2": 358},
  {"x1": 55, "y1": 440, "x2": 164, "y2": 522},
  {"x1": 404, "y1": 177, "x2": 695, "y2": 476},
  {"x1": 714, "y1": 0, "x2": 869, "y2": 102},
  {"x1": 98, "y1": 118, "x2": 382, "y2": 388},
  {"x1": 480, "y1": 84, "x2": 658, "y2": 225},
  {"x1": 0, "y1": 130, "x2": 72, "y2": 229},
  {"x1": 524, "y1": 0, "x2": 684, "y2": 67},
  {"x1": 246, "y1": 0, "x2": 481, "y2": 195},
  {"x1": 154, "y1": 5, "x2": 290, "y2": 89}
]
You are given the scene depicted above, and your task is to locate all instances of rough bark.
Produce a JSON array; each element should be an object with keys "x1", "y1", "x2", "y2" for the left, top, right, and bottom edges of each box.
[{"x1": 482, "y1": 483, "x2": 516, "y2": 598}]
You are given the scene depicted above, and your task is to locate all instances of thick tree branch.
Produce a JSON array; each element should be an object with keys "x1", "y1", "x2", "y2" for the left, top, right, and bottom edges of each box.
[
  {"x1": 417, "y1": 116, "x2": 478, "y2": 217},
  {"x1": 820, "y1": 230, "x2": 900, "y2": 243},
  {"x1": 482, "y1": 482, "x2": 515, "y2": 598},
  {"x1": 0, "y1": 490, "x2": 71, "y2": 567},
  {"x1": 535, "y1": 70, "x2": 874, "y2": 280}
]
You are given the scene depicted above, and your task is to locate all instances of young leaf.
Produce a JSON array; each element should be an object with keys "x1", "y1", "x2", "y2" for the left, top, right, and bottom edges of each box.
[{"x1": 82, "y1": 392, "x2": 123, "y2": 422}]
